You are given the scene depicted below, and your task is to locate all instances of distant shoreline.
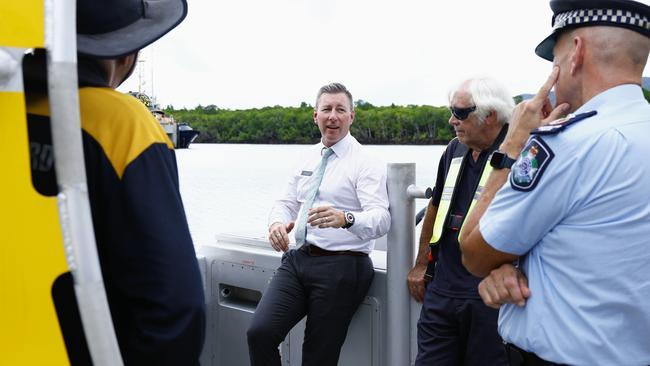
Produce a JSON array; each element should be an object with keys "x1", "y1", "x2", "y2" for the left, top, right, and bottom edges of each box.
[
  {"x1": 165, "y1": 103, "x2": 457, "y2": 145},
  {"x1": 165, "y1": 86, "x2": 650, "y2": 145}
]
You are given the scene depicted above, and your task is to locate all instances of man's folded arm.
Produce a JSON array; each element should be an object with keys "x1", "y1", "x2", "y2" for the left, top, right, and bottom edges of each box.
[{"x1": 459, "y1": 167, "x2": 517, "y2": 277}]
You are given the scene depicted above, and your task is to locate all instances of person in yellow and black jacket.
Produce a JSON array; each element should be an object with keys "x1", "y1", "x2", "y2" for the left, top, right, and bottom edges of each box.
[
  {"x1": 22, "y1": 0, "x2": 205, "y2": 365},
  {"x1": 407, "y1": 77, "x2": 514, "y2": 366}
]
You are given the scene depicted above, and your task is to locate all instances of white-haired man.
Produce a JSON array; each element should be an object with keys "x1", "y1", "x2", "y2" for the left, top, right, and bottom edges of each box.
[{"x1": 408, "y1": 77, "x2": 514, "y2": 365}]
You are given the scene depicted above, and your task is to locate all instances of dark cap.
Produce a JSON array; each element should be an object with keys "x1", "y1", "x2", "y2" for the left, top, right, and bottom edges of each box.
[
  {"x1": 77, "y1": 0, "x2": 187, "y2": 59},
  {"x1": 535, "y1": 0, "x2": 650, "y2": 61}
]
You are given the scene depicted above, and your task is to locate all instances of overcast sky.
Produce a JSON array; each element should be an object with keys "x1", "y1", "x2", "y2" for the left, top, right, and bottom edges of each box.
[{"x1": 118, "y1": 0, "x2": 650, "y2": 110}]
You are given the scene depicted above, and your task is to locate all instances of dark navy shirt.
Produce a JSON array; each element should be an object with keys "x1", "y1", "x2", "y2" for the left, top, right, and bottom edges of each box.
[
  {"x1": 24, "y1": 53, "x2": 205, "y2": 366},
  {"x1": 429, "y1": 139, "x2": 492, "y2": 299}
]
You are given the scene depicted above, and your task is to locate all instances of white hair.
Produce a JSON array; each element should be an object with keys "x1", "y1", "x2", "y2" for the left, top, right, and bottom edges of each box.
[{"x1": 449, "y1": 77, "x2": 515, "y2": 125}]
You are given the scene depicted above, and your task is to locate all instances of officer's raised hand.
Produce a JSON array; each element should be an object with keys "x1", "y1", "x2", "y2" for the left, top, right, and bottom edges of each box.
[{"x1": 502, "y1": 67, "x2": 570, "y2": 157}]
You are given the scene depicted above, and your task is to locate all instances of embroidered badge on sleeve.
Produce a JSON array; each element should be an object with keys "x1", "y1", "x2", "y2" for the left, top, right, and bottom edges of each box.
[{"x1": 510, "y1": 136, "x2": 554, "y2": 192}]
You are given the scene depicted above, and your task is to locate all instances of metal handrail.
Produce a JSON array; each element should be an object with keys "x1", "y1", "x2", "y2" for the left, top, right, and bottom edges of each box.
[{"x1": 386, "y1": 163, "x2": 431, "y2": 366}]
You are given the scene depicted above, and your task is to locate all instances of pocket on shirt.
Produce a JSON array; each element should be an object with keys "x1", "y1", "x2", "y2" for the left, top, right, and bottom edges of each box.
[{"x1": 295, "y1": 175, "x2": 312, "y2": 202}]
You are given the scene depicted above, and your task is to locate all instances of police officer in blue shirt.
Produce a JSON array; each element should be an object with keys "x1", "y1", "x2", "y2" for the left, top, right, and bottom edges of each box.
[{"x1": 459, "y1": 0, "x2": 650, "y2": 365}]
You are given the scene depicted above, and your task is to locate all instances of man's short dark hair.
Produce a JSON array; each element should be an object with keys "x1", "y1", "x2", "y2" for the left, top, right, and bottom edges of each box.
[{"x1": 315, "y1": 83, "x2": 354, "y2": 111}]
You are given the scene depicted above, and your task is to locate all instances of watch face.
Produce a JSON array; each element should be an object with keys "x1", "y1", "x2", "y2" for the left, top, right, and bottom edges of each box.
[{"x1": 345, "y1": 211, "x2": 355, "y2": 224}]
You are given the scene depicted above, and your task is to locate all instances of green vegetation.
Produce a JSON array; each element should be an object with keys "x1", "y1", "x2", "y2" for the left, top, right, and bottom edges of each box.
[
  {"x1": 162, "y1": 91, "x2": 650, "y2": 145},
  {"x1": 165, "y1": 102, "x2": 455, "y2": 144}
]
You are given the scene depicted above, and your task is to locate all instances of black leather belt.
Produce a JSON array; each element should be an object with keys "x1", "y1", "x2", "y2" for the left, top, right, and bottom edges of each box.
[
  {"x1": 300, "y1": 244, "x2": 367, "y2": 257},
  {"x1": 505, "y1": 343, "x2": 561, "y2": 366}
]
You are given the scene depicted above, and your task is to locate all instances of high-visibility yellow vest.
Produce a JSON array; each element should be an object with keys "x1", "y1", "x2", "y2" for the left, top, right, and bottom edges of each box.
[{"x1": 429, "y1": 138, "x2": 500, "y2": 246}]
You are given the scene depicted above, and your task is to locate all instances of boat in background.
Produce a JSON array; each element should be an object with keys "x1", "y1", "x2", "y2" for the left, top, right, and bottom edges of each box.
[
  {"x1": 131, "y1": 92, "x2": 200, "y2": 149},
  {"x1": 178, "y1": 123, "x2": 200, "y2": 149}
]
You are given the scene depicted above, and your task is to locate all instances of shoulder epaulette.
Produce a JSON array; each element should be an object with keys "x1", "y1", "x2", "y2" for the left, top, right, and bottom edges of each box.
[{"x1": 531, "y1": 110, "x2": 597, "y2": 135}]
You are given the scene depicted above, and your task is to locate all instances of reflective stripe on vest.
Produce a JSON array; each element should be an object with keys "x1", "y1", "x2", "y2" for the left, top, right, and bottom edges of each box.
[{"x1": 430, "y1": 153, "x2": 494, "y2": 245}]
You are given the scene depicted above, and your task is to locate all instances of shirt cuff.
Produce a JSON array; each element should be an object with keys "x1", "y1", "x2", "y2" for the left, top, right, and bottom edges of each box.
[{"x1": 346, "y1": 209, "x2": 389, "y2": 240}]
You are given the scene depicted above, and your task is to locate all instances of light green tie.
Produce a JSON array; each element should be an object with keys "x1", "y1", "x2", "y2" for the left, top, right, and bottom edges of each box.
[{"x1": 295, "y1": 148, "x2": 334, "y2": 245}]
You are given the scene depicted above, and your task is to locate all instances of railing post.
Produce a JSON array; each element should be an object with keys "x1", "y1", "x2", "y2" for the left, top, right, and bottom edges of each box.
[
  {"x1": 386, "y1": 163, "x2": 415, "y2": 366},
  {"x1": 386, "y1": 163, "x2": 432, "y2": 366}
]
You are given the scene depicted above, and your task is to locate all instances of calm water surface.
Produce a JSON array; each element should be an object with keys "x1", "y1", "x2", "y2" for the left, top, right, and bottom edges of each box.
[{"x1": 176, "y1": 143, "x2": 446, "y2": 247}]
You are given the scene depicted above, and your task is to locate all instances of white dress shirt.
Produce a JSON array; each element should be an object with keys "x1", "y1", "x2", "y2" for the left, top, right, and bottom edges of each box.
[{"x1": 269, "y1": 133, "x2": 390, "y2": 253}]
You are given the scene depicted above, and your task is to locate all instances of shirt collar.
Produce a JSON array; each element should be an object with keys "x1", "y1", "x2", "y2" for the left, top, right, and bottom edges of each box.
[
  {"x1": 320, "y1": 132, "x2": 353, "y2": 158},
  {"x1": 575, "y1": 84, "x2": 644, "y2": 115},
  {"x1": 23, "y1": 52, "x2": 110, "y2": 94}
]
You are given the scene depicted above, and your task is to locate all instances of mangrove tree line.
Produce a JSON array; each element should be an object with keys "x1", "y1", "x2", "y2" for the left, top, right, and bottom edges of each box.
[
  {"x1": 165, "y1": 101, "x2": 455, "y2": 145},
  {"x1": 164, "y1": 90, "x2": 650, "y2": 145}
]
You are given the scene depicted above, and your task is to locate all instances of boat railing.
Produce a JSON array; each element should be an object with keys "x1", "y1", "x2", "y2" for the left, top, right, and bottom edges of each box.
[{"x1": 386, "y1": 163, "x2": 432, "y2": 366}]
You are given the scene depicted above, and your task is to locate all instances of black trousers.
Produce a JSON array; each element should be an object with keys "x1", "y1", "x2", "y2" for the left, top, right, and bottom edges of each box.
[
  {"x1": 415, "y1": 286, "x2": 508, "y2": 366},
  {"x1": 247, "y1": 247, "x2": 374, "y2": 366}
]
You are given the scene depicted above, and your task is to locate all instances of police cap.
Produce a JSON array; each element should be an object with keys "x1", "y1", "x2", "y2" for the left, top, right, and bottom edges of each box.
[{"x1": 536, "y1": 0, "x2": 650, "y2": 61}]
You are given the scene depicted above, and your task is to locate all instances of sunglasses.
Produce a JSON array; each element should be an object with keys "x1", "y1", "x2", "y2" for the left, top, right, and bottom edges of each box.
[{"x1": 449, "y1": 105, "x2": 477, "y2": 121}]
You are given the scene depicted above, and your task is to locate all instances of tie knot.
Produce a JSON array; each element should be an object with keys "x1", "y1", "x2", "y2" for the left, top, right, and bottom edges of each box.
[{"x1": 321, "y1": 147, "x2": 333, "y2": 159}]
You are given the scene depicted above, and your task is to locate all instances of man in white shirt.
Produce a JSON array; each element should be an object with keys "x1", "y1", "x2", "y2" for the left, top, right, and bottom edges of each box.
[{"x1": 247, "y1": 83, "x2": 390, "y2": 366}]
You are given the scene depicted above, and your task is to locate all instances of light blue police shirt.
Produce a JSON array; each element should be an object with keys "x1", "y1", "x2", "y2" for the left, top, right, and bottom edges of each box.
[{"x1": 480, "y1": 84, "x2": 650, "y2": 366}]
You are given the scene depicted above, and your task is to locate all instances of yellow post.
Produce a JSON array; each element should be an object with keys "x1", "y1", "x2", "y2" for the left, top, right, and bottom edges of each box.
[{"x1": 0, "y1": 0, "x2": 70, "y2": 364}]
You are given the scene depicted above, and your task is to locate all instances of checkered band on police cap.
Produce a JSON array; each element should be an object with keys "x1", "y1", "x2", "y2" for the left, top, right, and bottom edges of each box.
[
  {"x1": 535, "y1": 0, "x2": 650, "y2": 61},
  {"x1": 552, "y1": 8, "x2": 650, "y2": 32}
]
